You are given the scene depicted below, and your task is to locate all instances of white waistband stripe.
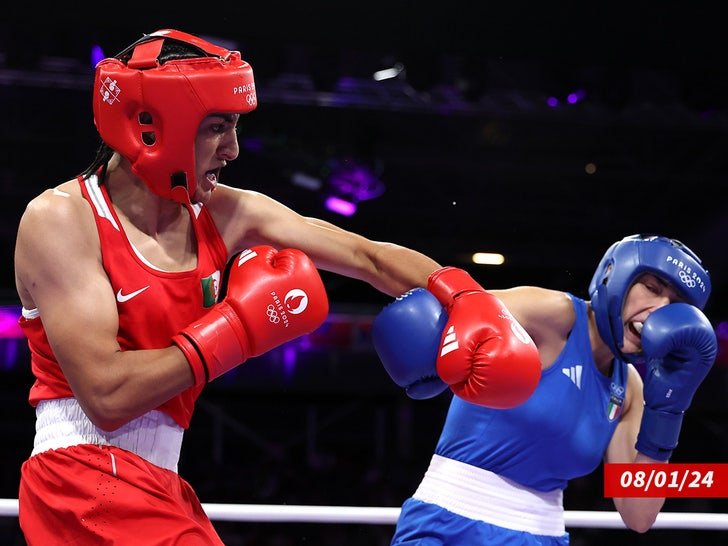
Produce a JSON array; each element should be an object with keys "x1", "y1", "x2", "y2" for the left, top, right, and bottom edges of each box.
[
  {"x1": 32, "y1": 398, "x2": 184, "y2": 472},
  {"x1": 413, "y1": 454, "x2": 565, "y2": 536}
]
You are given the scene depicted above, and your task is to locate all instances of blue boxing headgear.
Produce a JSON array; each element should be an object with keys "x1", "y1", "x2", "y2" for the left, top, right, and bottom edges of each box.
[{"x1": 588, "y1": 234, "x2": 711, "y2": 363}]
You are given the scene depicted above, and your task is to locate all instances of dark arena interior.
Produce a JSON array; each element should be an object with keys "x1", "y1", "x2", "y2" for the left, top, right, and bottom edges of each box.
[{"x1": 1, "y1": 3, "x2": 727, "y2": 545}]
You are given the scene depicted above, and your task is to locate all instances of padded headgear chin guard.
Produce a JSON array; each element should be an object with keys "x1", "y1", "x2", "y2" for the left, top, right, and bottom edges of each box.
[
  {"x1": 92, "y1": 29, "x2": 257, "y2": 203},
  {"x1": 588, "y1": 234, "x2": 711, "y2": 364}
]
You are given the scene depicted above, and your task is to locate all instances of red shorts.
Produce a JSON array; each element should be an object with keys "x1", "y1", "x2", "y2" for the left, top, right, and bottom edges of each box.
[{"x1": 19, "y1": 444, "x2": 223, "y2": 545}]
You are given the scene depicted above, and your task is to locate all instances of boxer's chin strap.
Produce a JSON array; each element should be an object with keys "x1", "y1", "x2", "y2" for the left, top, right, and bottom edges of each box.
[{"x1": 170, "y1": 174, "x2": 192, "y2": 205}]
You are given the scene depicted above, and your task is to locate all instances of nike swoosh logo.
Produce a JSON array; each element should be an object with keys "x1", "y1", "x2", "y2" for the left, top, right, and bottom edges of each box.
[{"x1": 116, "y1": 286, "x2": 150, "y2": 303}]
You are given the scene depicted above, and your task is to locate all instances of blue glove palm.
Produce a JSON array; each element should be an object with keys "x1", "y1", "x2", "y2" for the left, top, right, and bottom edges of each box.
[
  {"x1": 636, "y1": 303, "x2": 717, "y2": 460},
  {"x1": 372, "y1": 288, "x2": 449, "y2": 399}
]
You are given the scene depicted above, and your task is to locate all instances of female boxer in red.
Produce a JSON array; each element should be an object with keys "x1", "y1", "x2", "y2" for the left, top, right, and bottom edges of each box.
[{"x1": 14, "y1": 29, "x2": 538, "y2": 544}]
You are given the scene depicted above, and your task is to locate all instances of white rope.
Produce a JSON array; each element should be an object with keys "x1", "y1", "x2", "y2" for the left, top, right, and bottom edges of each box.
[
  {"x1": 1, "y1": 498, "x2": 727, "y2": 529},
  {"x1": 203, "y1": 503, "x2": 399, "y2": 524}
]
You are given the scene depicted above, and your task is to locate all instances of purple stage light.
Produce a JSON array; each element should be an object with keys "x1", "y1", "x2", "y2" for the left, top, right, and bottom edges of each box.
[
  {"x1": 323, "y1": 159, "x2": 385, "y2": 215},
  {"x1": 715, "y1": 321, "x2": 728, "y2": 339},
  {"x1": 0, "y1": 306, "x2": 22, "y2": 339},
  {"x1": 325, "y1": 196, "x2": 357, "y2": 216},
  {"x1": 328, "y1": 161, "x2": 385, "y2": 202},
  {"x1": 283, "y1": 346, "x2": 297, "y2": 379},
  {"x1": 566, "y1": 89, "x2": 587, "y2": 104},
  {"x1": 0, "y1": 305, "x2": 24, "y2": 371},
  {"x1": 90, "y1": 45, "x2": 105, "y2": 68},
  {"x1": 717, "y1": 321, "x2": 728, "y2": 369}
]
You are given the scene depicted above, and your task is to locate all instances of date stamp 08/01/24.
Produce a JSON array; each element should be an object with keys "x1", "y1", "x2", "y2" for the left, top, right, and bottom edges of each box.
[{"x1": 604, "y1": 464, "x2": 728, "y2": 497}]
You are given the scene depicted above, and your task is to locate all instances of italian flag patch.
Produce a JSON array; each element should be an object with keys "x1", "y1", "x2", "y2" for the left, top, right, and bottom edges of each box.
[{"x1": 607, "y1": 395, "x2": 623, "y2": 421}]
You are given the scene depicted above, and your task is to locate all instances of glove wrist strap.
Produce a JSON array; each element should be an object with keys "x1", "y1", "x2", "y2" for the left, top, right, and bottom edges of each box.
[
  {"x1": 172, "y1": 333, "x2": 208, "y2": 386},
  {"x1": 635, "y1": 406, "x2": 684, "y2": 461},
  {"x1": 427, "y1": 267, "x2": 483, "y2": 307},
  {"x1": 174, "y1": 303, "x2": 250, "y2": 384}
]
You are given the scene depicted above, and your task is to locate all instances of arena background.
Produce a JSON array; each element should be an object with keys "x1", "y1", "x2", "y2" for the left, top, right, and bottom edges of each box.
[{"x1": 1, "y1": 3, "x2": 726, "y2": 544}]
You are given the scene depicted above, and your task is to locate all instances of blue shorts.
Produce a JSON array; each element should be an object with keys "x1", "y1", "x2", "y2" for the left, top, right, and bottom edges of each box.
[{"x1": 390, "y1": 498, "x2": 570, "y2": 546}]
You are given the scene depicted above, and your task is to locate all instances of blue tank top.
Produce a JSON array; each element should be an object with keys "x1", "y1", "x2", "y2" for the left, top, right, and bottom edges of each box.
[{"x1": 435, "y1": 295, "x2": 628, "y2": 492}]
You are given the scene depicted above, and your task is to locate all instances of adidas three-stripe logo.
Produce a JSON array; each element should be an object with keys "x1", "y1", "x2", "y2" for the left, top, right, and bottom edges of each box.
[
  {"x1": 562, "y1": 365, "x2": 583, "y2": 389},
  {"x1": 237, "y1": 248, "x2": 258, "y2": 266},
  {"x1": 440, "y1": 326, "x2": 459, "y2": 357}
]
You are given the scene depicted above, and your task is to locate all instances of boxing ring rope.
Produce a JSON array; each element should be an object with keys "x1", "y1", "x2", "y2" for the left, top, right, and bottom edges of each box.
[{"x1": 1, "y1": 498, "x2": 727, "y2": 529}]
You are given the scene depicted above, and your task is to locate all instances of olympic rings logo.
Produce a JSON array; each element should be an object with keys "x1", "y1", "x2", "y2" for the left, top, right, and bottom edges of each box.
[
  {"x1": 246, "y1": 93, "x2": 257, "y2": 106},
  {"x1": 266, "y1": 304, "x2": 280, "y2": 324},
  {"x1": 610, "y1": 382, "x2": 625, "y2": 397},
  {"x1": 678, "y1": 270, "x2": 697, "y2": 288}
]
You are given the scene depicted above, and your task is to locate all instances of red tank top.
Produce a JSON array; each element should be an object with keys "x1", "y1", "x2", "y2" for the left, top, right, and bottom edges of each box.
[{"x1": 20, "y1": 175, "x2": 229, "y2": 428}]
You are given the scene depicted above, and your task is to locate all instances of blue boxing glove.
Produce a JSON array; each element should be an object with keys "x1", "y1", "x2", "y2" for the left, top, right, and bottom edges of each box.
[
  {"x1": 372, "y1": 288, "x2": 449, "y2": 399},
  {"x1": 636, "y1": 303, "x2": 717, "y2": 460}
]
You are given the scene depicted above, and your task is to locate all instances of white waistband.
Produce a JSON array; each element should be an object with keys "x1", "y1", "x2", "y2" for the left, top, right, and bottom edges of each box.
[
  {"x1": 413, "y1": 454, "x2": 565, "y2": 536},
  {"x1": 32, "y1": 398, "x2": 184, "y2": 473}
]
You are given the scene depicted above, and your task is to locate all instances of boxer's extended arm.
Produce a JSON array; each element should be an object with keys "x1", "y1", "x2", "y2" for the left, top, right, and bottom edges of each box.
[
  {"x1": 15, "y1": 189, "x2": 192, "y2": 431},
  {"x1": 297, "y1": 216, "x2": 440, "y2": 296},
  {"x1": 209, "y1": 187, "x2": 441, "y2": 297}
]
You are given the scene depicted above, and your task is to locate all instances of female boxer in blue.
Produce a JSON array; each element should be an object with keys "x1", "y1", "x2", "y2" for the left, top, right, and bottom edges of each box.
[{"x1": 373, "y1": 234, "x2": 717, "y2": 545}]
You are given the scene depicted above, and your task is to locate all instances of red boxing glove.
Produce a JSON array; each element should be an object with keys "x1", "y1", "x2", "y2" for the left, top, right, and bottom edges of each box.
[
  {"x1": 173, "y1": 246, "x2": 329, "y2": 385},
  {"x1": 427, "y1": 267, "x2": 541, "y2": 408}
]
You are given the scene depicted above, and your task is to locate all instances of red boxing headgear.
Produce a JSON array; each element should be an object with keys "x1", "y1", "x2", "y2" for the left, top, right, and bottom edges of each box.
[{"x1": 92, "y1": 29, "x2": 257, "y2": 203}]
